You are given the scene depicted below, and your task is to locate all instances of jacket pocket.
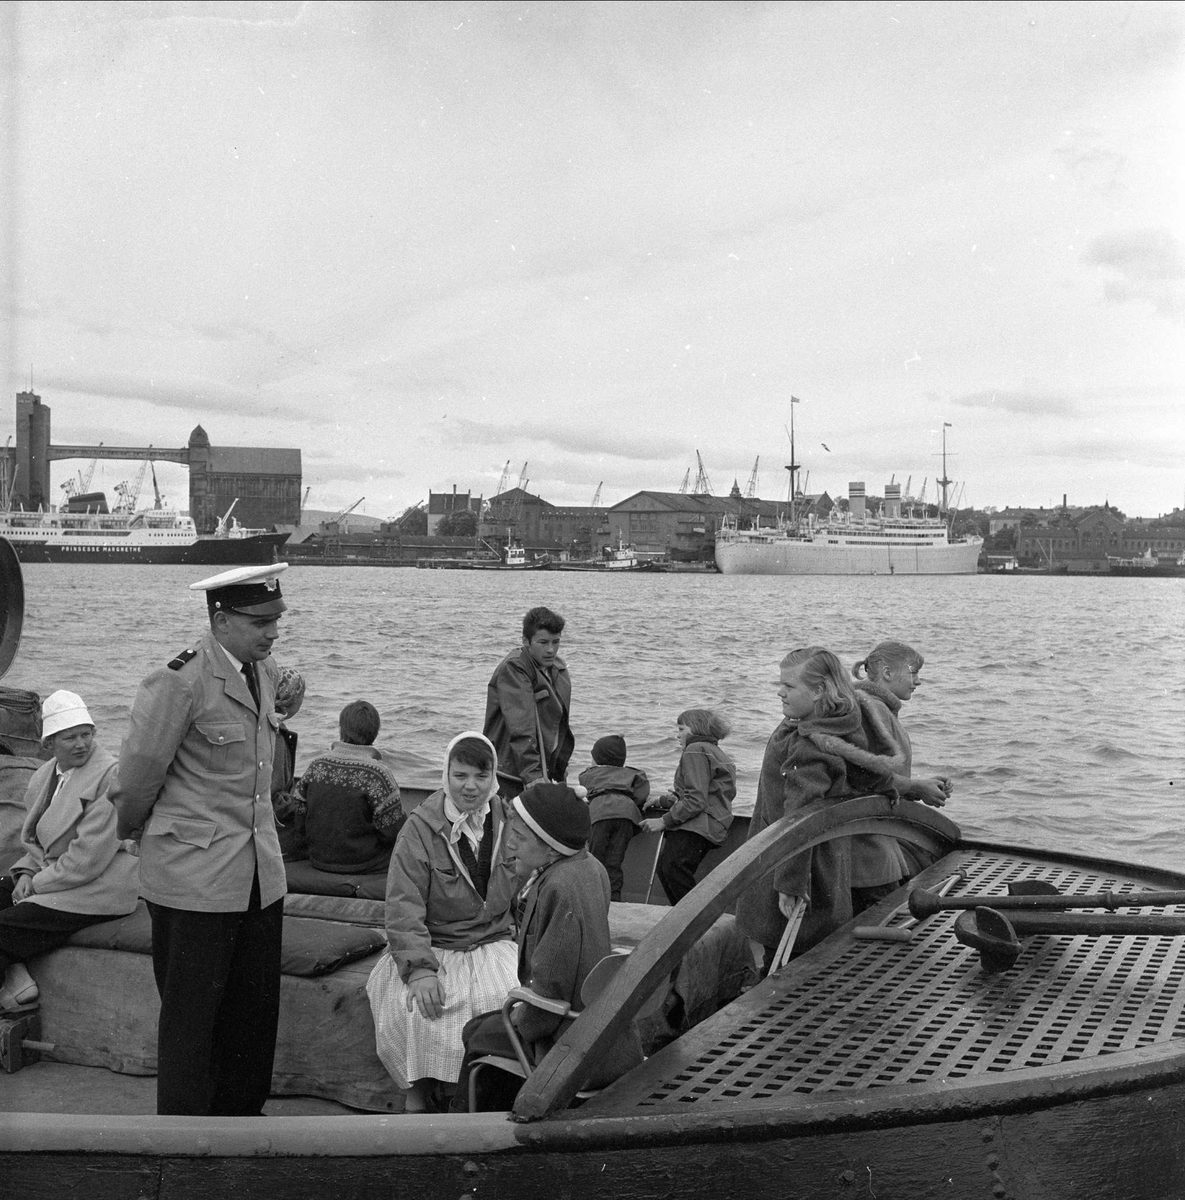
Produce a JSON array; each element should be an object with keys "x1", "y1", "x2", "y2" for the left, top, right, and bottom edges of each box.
[
  {"x1": 153, "y1": 814, "x2": 218, "y2": 849},
  {"x1": 195, "y1": 722, "x2": 246, "y2": 775}
]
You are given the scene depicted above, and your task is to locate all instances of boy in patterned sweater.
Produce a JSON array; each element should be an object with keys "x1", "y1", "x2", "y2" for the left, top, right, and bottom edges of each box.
[{"x1": 292, "y1": 701, "x2": 404, "y2": 874}]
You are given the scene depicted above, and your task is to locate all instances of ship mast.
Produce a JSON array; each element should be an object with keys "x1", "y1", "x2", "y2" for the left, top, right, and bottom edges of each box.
[
  {"x1": 784, "y1": 396, "x2": 801, "y2": 524},
  {"x1": 938, "y1": 421, "x2": 953, "y2": 515}
]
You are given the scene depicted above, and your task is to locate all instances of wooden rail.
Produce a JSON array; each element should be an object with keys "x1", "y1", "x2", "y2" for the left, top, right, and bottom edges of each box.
[{"x1": 513, "y1": 795, "x2": 959, "y2": 1121}]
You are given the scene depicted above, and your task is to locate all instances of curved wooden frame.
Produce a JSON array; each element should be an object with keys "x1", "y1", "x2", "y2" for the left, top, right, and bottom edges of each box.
[
  {"x1": 0, "y1": 536, "x2": 24, "y2": 682},
  {"x1": 513, "y1": 795, "x2": 959, "y2": 1120}
]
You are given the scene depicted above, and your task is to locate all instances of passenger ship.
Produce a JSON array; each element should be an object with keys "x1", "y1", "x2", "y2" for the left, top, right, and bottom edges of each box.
[
  {"x1": 715, "y1": 481, "x2": 983, "y2": 575},
  {"x1": 0, "y1": 493, "x2": 288, "y2": 565}
]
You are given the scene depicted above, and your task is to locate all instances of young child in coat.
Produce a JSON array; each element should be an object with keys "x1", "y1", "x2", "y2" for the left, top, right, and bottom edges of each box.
[
  {"x1": 578, "y1": 735, "x2": 650, "y2": 902},
  {"x1": 735, "y1": 648, "x2": 895, "y2": 969},
  {"x1": 807, "y1": 640, "x2": 953, "y2": 902},
  {"x1": 450, "y1": 781, "x2": 644, "y2": 1111},
  {"x1": 641, "y1": 709, "x2": 736, "y2": 905}
]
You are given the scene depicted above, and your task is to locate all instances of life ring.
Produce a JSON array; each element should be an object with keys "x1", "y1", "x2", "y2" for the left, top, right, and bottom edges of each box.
[{"x1": 0, "y1": 535, "x2": 25, "y2": 681}]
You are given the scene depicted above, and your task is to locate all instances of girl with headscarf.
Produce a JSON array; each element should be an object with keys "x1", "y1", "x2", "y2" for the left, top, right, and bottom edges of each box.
[{"x1": 366, "y1": 731, "x2": 522, "y2": 1112}]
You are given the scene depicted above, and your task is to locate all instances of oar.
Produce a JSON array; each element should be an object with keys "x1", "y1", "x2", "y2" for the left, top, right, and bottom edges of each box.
[
  {"x1": 955, "y1": 906, "x2": 1185, "y2": 974},
  {"x1": 853, "y1": 869, "x2": 967, "y2": 942},
  {"x1": 909, "y1": 881, "x2": 1185, "y2": 920}
]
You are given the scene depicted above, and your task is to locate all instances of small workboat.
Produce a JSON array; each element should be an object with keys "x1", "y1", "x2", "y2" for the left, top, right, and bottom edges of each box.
[
  {"x1": 5, "y1": 796, "x2": 1184, "y2": 1199},
  {"x1": 2, "y1": 536, "x2": 1182, "y2": 1197}
]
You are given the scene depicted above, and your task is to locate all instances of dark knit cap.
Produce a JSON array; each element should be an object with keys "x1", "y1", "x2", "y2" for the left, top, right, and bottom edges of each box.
[
  {"x1": 513, "y1": 782, "x2": 590, "y2": 855},
  {"x1": 591, "y1": 734, "x2": 627, "y2": 768}
]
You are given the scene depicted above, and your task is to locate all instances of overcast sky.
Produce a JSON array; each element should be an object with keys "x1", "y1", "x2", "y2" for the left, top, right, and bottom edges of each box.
[{"x1": 3, "y1": 1, "x2": 1182, "y2": 520}]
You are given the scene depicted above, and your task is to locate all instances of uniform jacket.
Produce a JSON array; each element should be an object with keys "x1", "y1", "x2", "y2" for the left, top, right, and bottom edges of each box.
[
  {"x1": 515, "y1": 850, "x2": 644, "y2": 1088},
  {"x1": 735, "y1": 711, "x2": 894, "y2": 952},
  {"x1": 384, "y1": 790, "x2": 519, "y2": 982},
  {"x1": 11, "y1": 745, "x2": 139, "y2": 915},
  {"x1": 578, "y1": 763, "x2": 650, "y2": 826},
  {"x1": 660, "y1": 737, "x2": 736, "y2": 846},
  {"x1": 109, "y1": 629, "x2": 286, "y2": 912},
  {"x1": 807, "y1": 682, "x2": 912, "y2": 888},
  {"x1": 483, "y1": 648, "x2": 574, "y2": 789}
]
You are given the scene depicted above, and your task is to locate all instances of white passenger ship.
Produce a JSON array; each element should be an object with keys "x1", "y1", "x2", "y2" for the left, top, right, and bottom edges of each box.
[
  {"x1": 715, "y1": 481, "x2": 983, "y2": 576},
  {"x1": 714, "y1": 412, "x2": 982, "y2": 576}
]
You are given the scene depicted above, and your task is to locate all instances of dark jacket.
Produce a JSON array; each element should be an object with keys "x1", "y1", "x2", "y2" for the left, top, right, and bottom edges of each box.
[
  {"x1": 515, "y1": 850, "x2": 643, "y2": 1089},
  {"x1": 659, "y1": 736, "x2": 736, "y2": 846},
  {"x1": 483, "y1": 648, "x2": 574, "y2": 790},
  {"x1": 578, "y1": 763, "x2": 650, "y2": 825},
  {"x1": 735, "y1": 711, "x2": 893, "y2": 952}
]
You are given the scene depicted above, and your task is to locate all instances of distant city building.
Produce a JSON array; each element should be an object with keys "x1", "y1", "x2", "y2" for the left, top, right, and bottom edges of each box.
[
  {"x1": 3, "y1": 392, "x2": 301, "y2": 532},
  {"x1": 427, "y1": 486, "x2": 482, "y2": 535},
  {"x1": 1015, "y1": 503, "x2": 1185, "y2": 570}
]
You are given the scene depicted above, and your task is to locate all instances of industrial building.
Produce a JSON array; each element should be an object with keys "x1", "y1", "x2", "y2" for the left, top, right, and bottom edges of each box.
[{"x1": 2, "y1": 392, "x2": 301, "y2": 532}]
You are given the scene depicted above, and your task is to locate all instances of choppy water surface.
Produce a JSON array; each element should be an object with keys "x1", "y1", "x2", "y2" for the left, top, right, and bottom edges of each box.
[{"x1": 7, "y1": 565, "x2": 1184, "y2": 871}]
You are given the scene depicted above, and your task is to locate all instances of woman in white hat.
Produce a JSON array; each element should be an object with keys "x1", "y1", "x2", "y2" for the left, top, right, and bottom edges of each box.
[{"x1": 0, "y1": 690, "x2": 140, "y2": 1011}]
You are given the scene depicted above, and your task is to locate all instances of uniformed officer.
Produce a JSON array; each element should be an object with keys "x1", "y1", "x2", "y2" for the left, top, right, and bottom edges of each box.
[{"x1": 111, "y1": 563, "x2": 290, "y2": 1116}]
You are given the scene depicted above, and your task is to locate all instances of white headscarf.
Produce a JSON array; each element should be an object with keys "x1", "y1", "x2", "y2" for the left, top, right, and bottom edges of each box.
[{"x1": 441, "y1": 730, "x2": 500, "y2": 849}]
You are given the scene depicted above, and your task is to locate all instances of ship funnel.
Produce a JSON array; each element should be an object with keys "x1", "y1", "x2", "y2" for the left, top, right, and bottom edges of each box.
[
  {"x1": 885, "y1": 482, "x2": 901, "y2": 518},
  {"x1": 849, "y1": 482, "x2": 866, "y2": 521}
]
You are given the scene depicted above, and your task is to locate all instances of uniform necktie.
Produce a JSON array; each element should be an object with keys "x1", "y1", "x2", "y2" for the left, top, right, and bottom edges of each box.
[{"x1": 241, "y1": 662, "x2": 260, "y2": 708}]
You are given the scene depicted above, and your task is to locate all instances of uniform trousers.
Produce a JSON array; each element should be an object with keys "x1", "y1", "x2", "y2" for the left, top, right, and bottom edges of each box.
[
  {"x1": 148, "y1": 871, "x2": 283, "y2": 1116},
  {"x1": 0, "y1": 876, "x2": 116, "y2": 971}
]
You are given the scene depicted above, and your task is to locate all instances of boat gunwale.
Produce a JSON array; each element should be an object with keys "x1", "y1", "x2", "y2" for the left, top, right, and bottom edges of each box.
[{"x1": 4, "y1": 1036, "x2": 1184, "y2": 1159}]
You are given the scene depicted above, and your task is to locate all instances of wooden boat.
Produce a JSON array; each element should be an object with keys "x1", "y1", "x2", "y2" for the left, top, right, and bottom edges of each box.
[
  {"x1": 5, "y1": 793, "x2": 1185, "y2": 1198},
  {"x1": 3, "y1": 536, "x2": 1183, "y2": 1196}
]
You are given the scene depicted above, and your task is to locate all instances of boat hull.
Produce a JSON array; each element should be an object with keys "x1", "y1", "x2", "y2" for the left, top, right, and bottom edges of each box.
[
  {"x1": 715, "y1": 535, "x2": 982, "y2": 575},
  {"x1": 8, "y1": 532, "x2": 289, "y2": 566},
  {"x1": 5, "y1": 1068, "x2": 1183, "y2": 1199}
]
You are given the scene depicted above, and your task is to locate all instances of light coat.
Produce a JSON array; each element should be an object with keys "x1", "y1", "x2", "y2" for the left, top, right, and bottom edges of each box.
[
  {"x1": 384, "y1": 790, "x2": 520, "y2": 982},
  {"x1": 12, "y1": 745, "x2": 139, "y2": 915},
  {"x1": 109, "y1": 629, "x2": 286, "y2": 912}
]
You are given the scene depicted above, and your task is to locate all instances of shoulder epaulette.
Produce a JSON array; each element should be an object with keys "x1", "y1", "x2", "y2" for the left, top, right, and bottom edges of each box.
[{"x1": 167, "y1": 648, "x2": 198, "y2": 671}]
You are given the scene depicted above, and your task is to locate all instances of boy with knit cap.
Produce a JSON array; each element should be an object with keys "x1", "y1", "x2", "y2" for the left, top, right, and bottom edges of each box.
[
  {"x1": 450, "y1": 781, "x2": 644, "y2": 1111},
  {"x1": 578, "y1": 735, "x2": 650, "y2": 902}
]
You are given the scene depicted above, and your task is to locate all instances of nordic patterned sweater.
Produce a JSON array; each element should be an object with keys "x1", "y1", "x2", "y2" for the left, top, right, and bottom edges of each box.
[{"x1": 293, "y1": 741, "x2": 404, "y2": 874}]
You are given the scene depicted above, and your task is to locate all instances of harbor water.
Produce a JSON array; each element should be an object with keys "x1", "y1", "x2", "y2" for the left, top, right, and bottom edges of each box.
[{"x1": 5, "y1": 565, "x2": 1183, "y2": 872}]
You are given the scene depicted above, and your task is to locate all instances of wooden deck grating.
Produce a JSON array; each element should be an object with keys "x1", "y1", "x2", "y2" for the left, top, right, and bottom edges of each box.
[{"x1": 596, "y1": 849, "x2": 1185, "y2": 1111}]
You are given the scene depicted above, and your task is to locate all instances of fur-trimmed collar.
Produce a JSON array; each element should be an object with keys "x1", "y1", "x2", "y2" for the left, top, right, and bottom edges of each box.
[
  {"x1": 805, "y1": 690, "x2": 909, "y2": 777},
  {"x1": 856, "y1": 677, "x2": 903, "y2": 714}
]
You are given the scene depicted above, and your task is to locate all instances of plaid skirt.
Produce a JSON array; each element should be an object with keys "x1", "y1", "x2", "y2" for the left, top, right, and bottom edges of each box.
[{"x1": 366, "y1": 938, "x2": 519, "y2": 1088}]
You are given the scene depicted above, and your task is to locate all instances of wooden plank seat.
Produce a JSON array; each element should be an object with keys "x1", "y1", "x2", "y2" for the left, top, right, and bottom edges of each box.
[
  {"x1": 26, "y1": 900, "x2": 404, "y2": 1112},
  {"x1": 20, "y1": 893, "x2": 756, "y2": 1113}
]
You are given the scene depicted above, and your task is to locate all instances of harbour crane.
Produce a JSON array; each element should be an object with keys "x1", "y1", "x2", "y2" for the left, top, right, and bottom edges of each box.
[
  {"x1": 516, "y1": 462, "x2": 529, "y2": 492},
  {"x1": 150, "y1": 462, "x2": 164, "y2": 509},
  {"x1": 678, "y1": 468, "x2": 691, "y2": 494},
  {"x1": 591, "y1": 482, "x2": 603, "y2": 507},
  {"x1": 692, "y1": 451, "x2": 714, "y2": 496},
  {"x1": 300, "y1": 486, "x2": 311, "y2": 521},
  {"x1": 114, "y1": 454, "x2": 151, "y2": 513},
  {"x1": 494, "y1": 461, "x2": 511, "y2": 496},
  {"x1": 745, "y1": 457, "x2": 760, "y2": 499}
]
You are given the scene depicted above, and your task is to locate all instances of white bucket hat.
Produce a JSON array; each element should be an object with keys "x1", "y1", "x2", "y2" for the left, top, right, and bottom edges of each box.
[{"x1": 41, "y1": 690, "x2": 95, "y2": 740}]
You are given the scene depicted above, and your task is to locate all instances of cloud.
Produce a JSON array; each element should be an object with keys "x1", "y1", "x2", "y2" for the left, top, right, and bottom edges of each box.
[
  {"x1": 442, "y1": 417, "x2": 689, "y2": 462},
  {"x1": 32, "y1": 370, "x2": 304, "y2": 419},
  {"x1": 1084, "y1": 229, "x2": 1184, "y2": 318},
  {"x1": 951, "y1": 390, "x2": 1075, "y2": 416}
]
